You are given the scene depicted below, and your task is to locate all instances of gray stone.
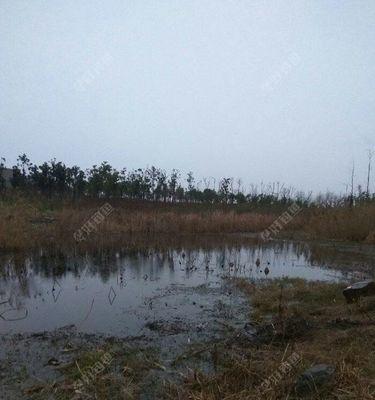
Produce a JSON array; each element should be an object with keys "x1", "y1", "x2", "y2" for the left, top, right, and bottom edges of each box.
[
  {"x1": 343, "y1": 280, "x2": 375, "y2": 303},
  {"x1": 295, "y1": 364, "x2": 335, "y2": 395}
]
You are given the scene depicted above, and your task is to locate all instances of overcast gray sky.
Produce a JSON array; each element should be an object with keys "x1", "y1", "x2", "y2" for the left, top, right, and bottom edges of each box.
[{"x1": 1, "y1": 1, "x2": 374, "y2": 194}]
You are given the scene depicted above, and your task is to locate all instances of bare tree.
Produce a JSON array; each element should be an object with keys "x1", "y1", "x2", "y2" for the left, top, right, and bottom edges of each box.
[
  {"x1": 350, "y1": 161, "x2": 355, "y2": 207},
  {"x1": 203, "y1": 177, "x2": 210, "y2": 189},
  {"x1": 236, "y1": 178, "x2": 243, "y2": 194},
  {"x1": 366, "y1": 149, "x2": 374, "y2": 197}
]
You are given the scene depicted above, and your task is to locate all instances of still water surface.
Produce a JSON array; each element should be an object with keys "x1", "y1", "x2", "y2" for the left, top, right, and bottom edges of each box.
[{"x1": 0, "y1": 241, "x2": 371, "y2": 336}]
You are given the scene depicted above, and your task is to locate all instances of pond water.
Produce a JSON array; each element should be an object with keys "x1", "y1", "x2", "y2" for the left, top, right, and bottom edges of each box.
[{"x1": 0, "y1": 240, "x2": 373, "y2": 336}]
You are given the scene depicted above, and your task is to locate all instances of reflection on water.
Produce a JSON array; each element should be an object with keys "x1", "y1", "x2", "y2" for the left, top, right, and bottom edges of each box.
[{"x1": 0, "y1": 241, "x2": 372, "y2": 336}]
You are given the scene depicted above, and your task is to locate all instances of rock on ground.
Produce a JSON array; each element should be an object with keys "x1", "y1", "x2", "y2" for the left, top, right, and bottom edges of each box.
[
  {"x1": 343, "y1": 280, "x2": 375, "y2": 303},
  {"x1": 295, "y1": 364, "x2": 335, "y2": 395}
]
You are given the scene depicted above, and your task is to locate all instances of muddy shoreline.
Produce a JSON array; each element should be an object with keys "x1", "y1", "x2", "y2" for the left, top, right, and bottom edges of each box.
[{"x1": 1, "y1": 280, "x2": 251, "y2": 399}]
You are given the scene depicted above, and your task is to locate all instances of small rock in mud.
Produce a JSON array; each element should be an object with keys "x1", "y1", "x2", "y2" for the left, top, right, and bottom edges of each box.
[
  {"x1": 295, "y1": 364, "x2": 335, "y2": 395},
  {"x1": 145, "y1": 320, "x2": 187, "y2": 335},
  {"x1": 145, "y1": 321, "x2": 159, "y2": 331},
  {"x1": 239, "y1": 322, "x2": 257, "y2": 341},
  {"x1": 46, "y1": 357, "x2": 61, "y2": 366}
]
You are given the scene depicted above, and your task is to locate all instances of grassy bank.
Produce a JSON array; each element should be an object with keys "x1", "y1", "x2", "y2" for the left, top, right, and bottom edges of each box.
[
  {"x1": 0, "y1": 194, "x2": 375, "y2": 251},
  {"x1": 167, "y1": 278, "x2": 375, "y2": 399}
]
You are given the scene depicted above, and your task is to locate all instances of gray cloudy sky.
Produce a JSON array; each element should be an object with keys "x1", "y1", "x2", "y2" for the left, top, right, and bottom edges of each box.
[{"x1": 1, "y1": 1, "x2": 375, "y2": 194}]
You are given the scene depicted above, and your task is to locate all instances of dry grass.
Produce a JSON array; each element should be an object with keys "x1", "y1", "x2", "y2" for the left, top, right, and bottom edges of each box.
[
  {"x1": 304, "y1": 205, "x2": 375, "y2": 243},
  {"x1": 0, "y1": 195, "x2": 277, "y2": 251},
  {"x1": 167, "y1": 278, "x2": 375, "y2": 399},
  {"x1": 1, "y1": 194, "x2": 375, "y2": 251},
  {"x1": 30, "y1": 344, "x2": 161, "y2": 400}
]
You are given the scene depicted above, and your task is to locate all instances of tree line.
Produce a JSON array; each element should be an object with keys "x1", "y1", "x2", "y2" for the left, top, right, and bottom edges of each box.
[{"x1": 0, "y1": 154, "x2": 373, "y2": 207}]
